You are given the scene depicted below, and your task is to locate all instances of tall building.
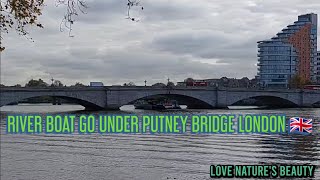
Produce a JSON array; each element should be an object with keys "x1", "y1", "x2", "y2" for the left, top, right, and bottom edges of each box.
[
  {"x1": 317, "y1": 51, "x2": 320, "y2": 83},
  {"x1": 257, "y1": 13, "x2": 318, "y2": 88}
]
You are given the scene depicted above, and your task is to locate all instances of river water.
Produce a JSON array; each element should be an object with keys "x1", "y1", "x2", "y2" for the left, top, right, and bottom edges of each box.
[{"x1": 1, "y1": 104, "x2": 319, "y2": 180}]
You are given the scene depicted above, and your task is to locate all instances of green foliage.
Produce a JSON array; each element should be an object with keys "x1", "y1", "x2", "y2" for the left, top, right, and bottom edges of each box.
[
  {"x1": 25, "y1": 78, "x2": 48, "y2": 87},
  {"x1": 72, "y1": 82, "x2": 86, "y2": 87}
]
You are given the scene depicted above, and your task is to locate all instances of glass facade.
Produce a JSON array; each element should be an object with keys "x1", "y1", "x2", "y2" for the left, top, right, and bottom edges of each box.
[
  {"x1": 317, "y1": 51, "x2": 320, "y2": 82},
  {"x1": 257, "y1": 13, "x2": 318, "y2": 88}
]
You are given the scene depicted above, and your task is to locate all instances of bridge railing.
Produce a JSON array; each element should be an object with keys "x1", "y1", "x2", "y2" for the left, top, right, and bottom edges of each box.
[{"x1": 1, "y1": 86, "x2": 319, "y2": 93}]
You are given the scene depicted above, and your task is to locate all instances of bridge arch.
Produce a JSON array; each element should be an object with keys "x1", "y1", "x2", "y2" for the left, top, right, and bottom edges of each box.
[
  {"x1": 126, "y1": 93, "x2": 214, "y2": 109},
  {"x1": 311, "y1": 100, "x2": 320, "y2": 107},
  {"x1": 0, "y1": 90, "x2": 106, "y2": 110},
  {"x1": 230, "y1": 95, "x2": 299, "y2": 108}
]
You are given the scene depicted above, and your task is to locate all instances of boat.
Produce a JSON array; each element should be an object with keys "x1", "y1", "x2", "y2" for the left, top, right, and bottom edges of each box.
[
  {"x1": 134, "y1": 100, "x2": 154, "y2": 110},
  {"x1": 134, "y1": 99, "x2": 181, "y2": 110},
  {"x1": 162, "y1": 100, "x2": 181, "y2": 109}
]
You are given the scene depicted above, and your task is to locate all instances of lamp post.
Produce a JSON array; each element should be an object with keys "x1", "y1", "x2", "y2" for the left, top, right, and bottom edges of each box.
[{"x1": 51, "y1": 77, "x2": 54, "y2": 87}]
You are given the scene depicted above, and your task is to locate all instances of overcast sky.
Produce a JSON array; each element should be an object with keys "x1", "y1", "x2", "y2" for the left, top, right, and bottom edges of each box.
[{"x1": 1, "y1": 0, "x2": 320, "y2": 86}]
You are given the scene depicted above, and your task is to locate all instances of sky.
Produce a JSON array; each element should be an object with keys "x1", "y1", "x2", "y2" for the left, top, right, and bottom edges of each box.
[{"x1": 1, "y1": 0, "x2": 320, "y2": 86}]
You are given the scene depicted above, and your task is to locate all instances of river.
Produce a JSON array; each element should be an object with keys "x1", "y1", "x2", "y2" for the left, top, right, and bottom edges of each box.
[{"x1": 1, "y1": 104, "x2": 319, "y2": 180}]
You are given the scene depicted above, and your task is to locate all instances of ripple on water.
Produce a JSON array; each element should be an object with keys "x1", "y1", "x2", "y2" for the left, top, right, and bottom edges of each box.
[{"x1": 0, "y1": 105, "x2": 319, "y2": 180}]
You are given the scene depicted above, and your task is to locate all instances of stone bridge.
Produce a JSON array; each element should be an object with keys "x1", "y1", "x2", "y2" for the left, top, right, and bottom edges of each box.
[{"x1": 0, "y1": 87, "x2": 319, "y2": 110}]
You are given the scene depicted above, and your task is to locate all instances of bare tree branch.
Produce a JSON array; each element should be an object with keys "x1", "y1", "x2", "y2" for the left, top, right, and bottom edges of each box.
[{"x1": 0, "y1": 0, "x2": 144, "y2": 51}]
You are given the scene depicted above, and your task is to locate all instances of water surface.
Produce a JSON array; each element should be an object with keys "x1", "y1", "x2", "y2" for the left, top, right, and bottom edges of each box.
[{"x1": 1, "y1": 104, "x2": 319, "y2": 180}]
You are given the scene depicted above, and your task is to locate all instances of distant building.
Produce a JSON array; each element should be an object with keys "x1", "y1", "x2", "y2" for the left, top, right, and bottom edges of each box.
[
  {"x1": 257, "y1": 13, "x2": 318, "y2": 88},
  {"x1": 177, "y1": 77, "x2": 258, "y2": 88},
  {"x1": 317, "y1": 51, "x2": 320, "y2": 83},
  {"x1": 90, "y1": 82, "x2": 104, "y2": 87}
]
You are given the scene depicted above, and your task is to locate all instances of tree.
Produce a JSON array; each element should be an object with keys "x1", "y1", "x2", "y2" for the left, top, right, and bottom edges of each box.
[
  {"x1": 152, "y1": 82, "x2": 166, "y2": 87},
  {"x1": 1, "y1": 0, "x2": 46, "y2": 51},
  {"x1": 53, "y1": 80, "x2": 63, "y2": 87},
  {"x1": 184, "y1": 78, "x2": 194, "y2": 83},
  {"x1": 123, "y1": 82, "x2": 135, "y2": 86},
  {"x1": 184, "y1": 78, "x2": 194, "y2": 86},
  {"x1": 72, "y1": 82, "x2": 85, "y2": 87},
  {"x1": 13, "y1": 84, "x2": 21, "y2": 87},
  {"x1": 167, "y1": 81, "x2": 175, "y2": 87},
  {"x1": 289, "y1": 74, "x2": 310, "y2": 89},
  {"x1": 25, "y1": 78, "x2": 48, "y2": 87},
  {"x1": 0, "y1": 0, "x2": 143, "y2": 51}
]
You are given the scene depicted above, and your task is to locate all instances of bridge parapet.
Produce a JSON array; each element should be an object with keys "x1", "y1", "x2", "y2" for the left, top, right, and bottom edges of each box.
[
  {"x1": 1, "y1": 87, "x2": 319, "y2": 110},
  {"x1": 0, "y1": 87, "x2": 107, "y2": 110}
]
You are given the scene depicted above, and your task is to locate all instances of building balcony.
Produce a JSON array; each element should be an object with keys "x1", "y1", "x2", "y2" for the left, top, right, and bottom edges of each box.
[
  {"x1": 258, "y1": 72, "x2": 291, "y2": 75},
  {"x1": 267, "y1": 81, "x2": 288, "y2": 85}
]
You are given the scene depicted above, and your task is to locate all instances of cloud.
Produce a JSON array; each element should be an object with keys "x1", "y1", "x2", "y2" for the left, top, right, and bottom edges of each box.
[
  {"x1": 148, "y1": 29, "x2": 258, "y2": 62},
  {"x1": 1, "y1": 0, "x2": 319, "y2": 86}
]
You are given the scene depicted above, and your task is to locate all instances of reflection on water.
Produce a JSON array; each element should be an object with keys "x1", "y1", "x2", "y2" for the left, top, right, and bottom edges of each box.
[{"x1": 0, "y1": 104, "x2": 319, "y2": 180}]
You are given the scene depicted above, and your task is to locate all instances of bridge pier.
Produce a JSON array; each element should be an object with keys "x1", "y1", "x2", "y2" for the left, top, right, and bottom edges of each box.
[
  {"x1": 84, "y1": 107, "x2": 105, "y2": 111},
  {"x1": 215, "y1": 106, "x2": 228, "y2": 109},
  {"x1": 216, "y1": 90, "x2": 228, "y2": 108},
  {"x1": 300, "y1": 103, "x2": 314, "y2": 108},
  {"x1": 105, "y1": 104, "x2": 121, "y2": 111}
]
